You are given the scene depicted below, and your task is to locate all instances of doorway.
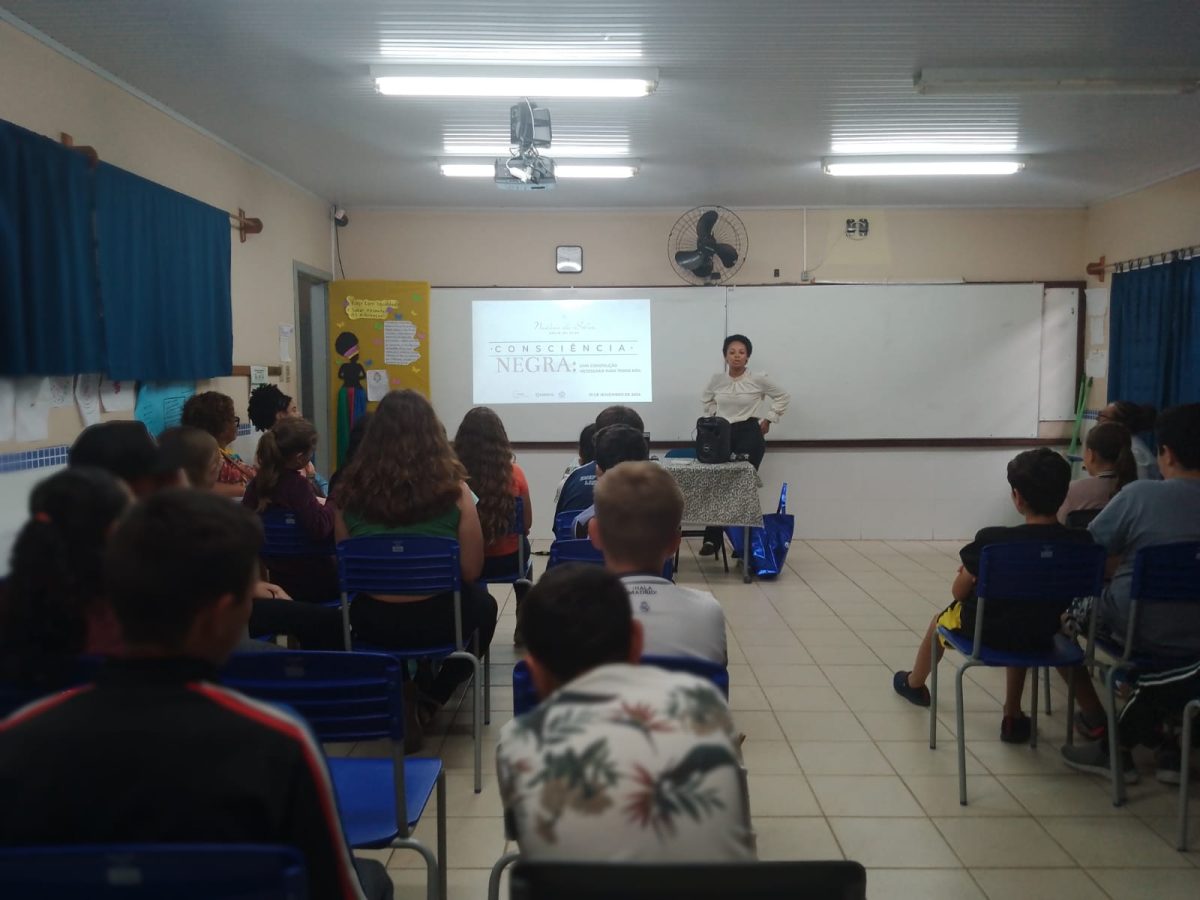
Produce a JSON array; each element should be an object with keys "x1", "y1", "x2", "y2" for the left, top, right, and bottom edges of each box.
[{"x1": 293, "y1": 263, "x2": 333, "y2": 448}]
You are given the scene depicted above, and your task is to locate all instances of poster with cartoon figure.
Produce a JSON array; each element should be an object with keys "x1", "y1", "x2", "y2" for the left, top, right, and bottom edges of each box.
[{"x1": 327, "y1": 280, "x2": 430, "y2": 466}]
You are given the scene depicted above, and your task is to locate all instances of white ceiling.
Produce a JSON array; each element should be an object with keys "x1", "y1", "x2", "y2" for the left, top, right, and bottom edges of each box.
[{"x1": 4, "y1": 0, "x2": 1200, "y2": 209}]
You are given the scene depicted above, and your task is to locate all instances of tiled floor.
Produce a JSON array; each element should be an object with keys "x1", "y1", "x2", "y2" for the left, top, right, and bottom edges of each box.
[{"x1": 344, "y1": 539, "x2": 1200, "y2": 899}]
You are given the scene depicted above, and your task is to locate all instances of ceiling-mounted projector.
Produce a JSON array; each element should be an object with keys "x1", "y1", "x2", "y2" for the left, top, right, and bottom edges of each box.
[
  {"x1": 494, "y1": 154, "x2": 556, "y2": 190},
  {"x1": 511, "y1": 100, "x2": 551, "y2": 150}
]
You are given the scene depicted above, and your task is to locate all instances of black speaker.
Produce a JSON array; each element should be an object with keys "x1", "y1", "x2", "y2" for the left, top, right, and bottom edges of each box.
[{"x1": 695, "y1": 416, "x2": 731, "y2": 463}]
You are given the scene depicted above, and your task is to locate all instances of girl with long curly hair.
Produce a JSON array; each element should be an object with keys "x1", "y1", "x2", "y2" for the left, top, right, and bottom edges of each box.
[
  {"x1": 333, "y1": 390, "x2": 497, "y2": 711},
  {"x1": 454, "y1": 407, "x2": 532, "y2": 579}
]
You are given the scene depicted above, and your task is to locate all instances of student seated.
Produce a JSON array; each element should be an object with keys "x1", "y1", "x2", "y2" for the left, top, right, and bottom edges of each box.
[
  {"x1": 552, "y1": 423, "x2": 597, "y2": 506},
  {"x1": 892, "y1": 448, "x2": 1093, "y2": 743},
  {"x1": 1057, "y1": 422, "x2": 1135, "y2": 525},
  {"x1": 248, "y1": 384, "x2": 329, "y2": 496},
  {"x1": 453, "y1": 406, "x2": 532, "y2": 579},
  {"x1": 69, "y1": 420, "x2": 186, "y2": 497},
  {"x1": 0, "y1": 489, "x2": 391, "y2": 900},
  {"x1": 243, "y1": 418, "x2": 338, "y2": 604},
  {"x1": 497, "y1": 564, "x2": 754, "y2": 861},
  {"x1": 590, "y1": 461, "x2": 727, "y2": 665},
  {"x1": 571, "y1": 424, "x2": 651, "y2": 538},
  {"x1": 553, "y1": 405, "x2": 644, "y2": 524},
  {"x1": 1098, "y1": 400, "x2": 1160, "y2": 480},
  {"x1": 158, "y1": 426, "x2": 221, "y2": 491},
  {"x1": 181, "y1": 390, "x2": 255, "y2": 498},
  {"x1": 1062, "y1": 403, "x2": 1200, "y2": 780},
  {"x1": 0, "y1": 467, "x2": 132, "y2": 683}
]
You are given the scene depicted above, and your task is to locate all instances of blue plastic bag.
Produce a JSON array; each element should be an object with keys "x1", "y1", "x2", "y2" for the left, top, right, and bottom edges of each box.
[{"x1": 726, "y1": 483, "x2": 794, "y2": 578}]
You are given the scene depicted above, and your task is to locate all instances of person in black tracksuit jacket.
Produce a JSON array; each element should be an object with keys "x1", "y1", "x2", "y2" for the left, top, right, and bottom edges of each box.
[{"x1": 0, "y1": 489, "x2": 388, "y2": 900}]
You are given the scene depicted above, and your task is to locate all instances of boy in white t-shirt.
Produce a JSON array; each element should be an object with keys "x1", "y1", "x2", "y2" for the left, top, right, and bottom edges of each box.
[{"x1": 588, "y1": 461, "x2": 727, "y2": 665}]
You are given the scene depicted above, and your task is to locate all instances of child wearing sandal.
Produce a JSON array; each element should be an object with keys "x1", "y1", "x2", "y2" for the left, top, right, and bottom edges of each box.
[{"x1": 892, "y1": 448, "x2": 1094, "y2": 743}]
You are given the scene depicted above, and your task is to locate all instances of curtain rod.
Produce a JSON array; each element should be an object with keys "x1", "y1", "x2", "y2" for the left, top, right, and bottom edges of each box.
[
  {"x1": 1085, "y1": 244, "x2": 1198, "y2": 282},
  {"x1": 59, "y1": 132, "x2": 263, "y2": 242}
]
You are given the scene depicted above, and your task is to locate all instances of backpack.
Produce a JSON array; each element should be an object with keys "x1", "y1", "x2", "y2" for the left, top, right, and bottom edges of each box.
[{"x1": 695, "y1": 416, "x2": 731, "y2": 464}]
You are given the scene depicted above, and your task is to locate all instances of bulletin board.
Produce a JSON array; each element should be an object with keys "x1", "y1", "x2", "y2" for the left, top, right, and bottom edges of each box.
[{"x1": 327, "y1": 280, "x2": 430, "y2": 466}]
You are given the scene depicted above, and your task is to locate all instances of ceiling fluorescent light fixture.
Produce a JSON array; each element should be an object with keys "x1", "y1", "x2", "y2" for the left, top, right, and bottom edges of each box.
[
  {"x1": 822, "y1": 156, "x2": 1025, "y2": 177},
  {"x1": 439, "y1": 159, "x2": 639, "y2": 179},
  {"x1": 374, "y1": 66, "x2": 658, "y2": 98},
  {"x1": 916, "y1": 67, "x2": 1200, "y2": 95},
  {"x1": 444, "y1": 143, "x2": 631, "y2": 158}
]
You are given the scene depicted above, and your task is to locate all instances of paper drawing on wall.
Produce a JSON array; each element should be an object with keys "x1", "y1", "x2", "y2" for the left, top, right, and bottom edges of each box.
[{"x1": 335, "y1": 330, "x2": 368, "y2": 462}]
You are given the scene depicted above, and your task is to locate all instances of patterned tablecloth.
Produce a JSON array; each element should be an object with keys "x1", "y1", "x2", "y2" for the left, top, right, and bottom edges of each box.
[{"x1": 661, "y1": 459, "x2": 764, "y2": 528}]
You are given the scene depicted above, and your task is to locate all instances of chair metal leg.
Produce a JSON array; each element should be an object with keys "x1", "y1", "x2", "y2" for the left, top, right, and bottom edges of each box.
[
  {"x1": 742, "y1": 526, "x2": 751, "y2": 583},
  {"x1": 473, "y1": 656, "x2": 483, "y2": 793},
  {"x1": 437, "y1": 768, "x2": 447, "y2": 900},
  {"x1": 1043, "y1": 666, "x2": 1052, "y2": 716},
  {"x1": 1065, "y1": 668, "x2": 1077, "y2": 747},
  {"x1": 929, "y1": 634, "x2": 939, "y2": 750},
  {"x1": 1105, "y1": 665, "x2": 1126, "y2": 806},
  {"x1": 394, "y1": 837, "x2": 440, "y2": 900},
  {"x1": 955, "y1": 663, "x2": 970, "y2": 805},
  {"x1": 484, "y1": 647, "x2": 491, "y2": 726},
  {"x1": 1178, "y1": 700, "x2": 1199, "y2": 851},
  {"x1": 1030, "y1": 667, "x2": 1040, "y2": 749},
  {"x1": 487, "y1": 852, "x2": 520, "y2": 900}
]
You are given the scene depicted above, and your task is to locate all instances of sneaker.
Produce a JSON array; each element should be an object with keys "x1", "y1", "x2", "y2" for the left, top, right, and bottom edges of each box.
[
  {"x1": 1155, "y1": 742, "x2": 1182, "y2": 785},
  {"x1": 698, "y1": 541, "x2": 718, "y2": 557},
  {"x1": 892, "y1": 671, "x2": 931, "y2": 707},
  {"x1": 1061, "y1": 741, "x2": 1140, "y2": 784},
  {"x1": 1001, "y1": 713, "x2": 1032, "y2": 744},
  {"x1": 1074, "y1": 709, "x2": 1107, "y2": 741}
]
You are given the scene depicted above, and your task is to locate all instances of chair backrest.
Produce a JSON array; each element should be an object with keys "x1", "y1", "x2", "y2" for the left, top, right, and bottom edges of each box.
[
  {"x1": 509, "y1": 860, "x2": 867, "y2": 900},
  {"x1": 1131, "y1": 542, "x2": 1200, "y2": 604},
  {"x1": 512, "y1": 654, "x2": 729, "y2": 716},
  {"x1": 336, "y1": 535, "x2": 461, "y2": 596},
  {"x1": 553, "y1": 510, "x2": 584, "y2": 541},
  {"x1": 512, "y1": 496, "x2": 527, "y2": 536},
  {"x1": 221, "y1": 650, "x2": 404, "y2": 744},
  {"x1": 976, "y1": 541, "x2": 1106, "y2": 604},
  {"x1": 1064, "y1": 508, "x2": 1102, "y2": 530},
  {"x1": 260, "y1": 509, "x2": 334, "y2": 558},
  {"x1": 663, "y1": 448, "x2": 697, "y2": 459},
  {"x1": 548, "y1": 539, "x2": 674, "y2": 580},
  {"x1": 0, "y1": 844, "x2": 306, "y2": 900}
]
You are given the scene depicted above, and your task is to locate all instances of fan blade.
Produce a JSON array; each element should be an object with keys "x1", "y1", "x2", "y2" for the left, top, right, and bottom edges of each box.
[
  {"x1": 674, "y1": 249, "x2": 707, "y2": 271},
  {"x1": 696, "y1": 209, "x2": 719, "y2": 241},
  {"x1": 713, "y1": 243, "x2": 739, "y2": 268},
  {"x1": 694, "y1": 257, "x2": 714, "y2": 279}
]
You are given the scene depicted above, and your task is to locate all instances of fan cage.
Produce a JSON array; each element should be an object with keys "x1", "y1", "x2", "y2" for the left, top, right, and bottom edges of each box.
[{"x1": 667, "y1": 206, "x2": 748, "y2": 285}]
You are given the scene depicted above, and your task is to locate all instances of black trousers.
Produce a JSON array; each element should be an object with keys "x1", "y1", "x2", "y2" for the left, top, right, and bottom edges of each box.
[
  {"x1": 248, "y1": 598, "x2": 345, "y2": 650},
  {"x1": 349, "y1": 585, "x2": 498, "y2": 704},
  {"x1": 704, "y1": 419, "x2": 767, "y2": 545},
  {"x1": 479, "y1": 538, "x2": 531, "y2": 580},
  {"x1": 1117, "y1": 659, "x2": 1200, "y2": 749}
]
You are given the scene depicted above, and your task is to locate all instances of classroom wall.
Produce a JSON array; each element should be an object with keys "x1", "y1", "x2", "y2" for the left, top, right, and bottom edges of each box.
[{"x1": 0, "y1": 19, "x2": 331, "y2": 564}]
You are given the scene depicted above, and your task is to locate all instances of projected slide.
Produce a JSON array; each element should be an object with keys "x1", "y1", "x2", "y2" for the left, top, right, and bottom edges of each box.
[{"x1": 472, "y1": 299, "x2": 652, "y2": 404}]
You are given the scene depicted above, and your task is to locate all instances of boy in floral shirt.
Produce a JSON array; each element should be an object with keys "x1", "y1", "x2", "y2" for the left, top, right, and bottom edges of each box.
[{"x1": 496, "y1": 564, "x2": 755, "y2": 861}]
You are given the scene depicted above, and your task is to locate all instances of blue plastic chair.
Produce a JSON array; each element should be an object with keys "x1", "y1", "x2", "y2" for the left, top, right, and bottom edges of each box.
[
  {"x1": 480, "y1": 496, "x2": 532, "y2": 585},
  {"x1": 1180, "y1": 697, "x2": 1200, "y2": 850},
  {"x1": 336, "y1": 535, "x2": 489, "y2": 793},
  {"x1": 512, "y1": 655, "x2": 730, "y2": 717},
  {"x1": 259, "y1": 509, "x2": 340, "y2": 608},
  {"x1": 553, "y1": 509, "x2": 585, "y2": 541},
  {"x1": 929, "y1": 541, "x2": 1106, "y2": 805},
  {"x1": 547, "y1": 538, "x2": 674, "y2": 580},
  {"x1": 1083, "y1": 541, "x2": 1200, "y2": 807},
  {"x1": 222, "y1": 650, "x2": 445, "y2": 900},
  {"x1": 0, "y1": 844, "x2": 305, "y2": 899}
]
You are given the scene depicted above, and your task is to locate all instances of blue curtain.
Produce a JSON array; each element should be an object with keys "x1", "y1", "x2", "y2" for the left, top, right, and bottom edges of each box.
[
  {"x1": 94, "y1": 163, "x2": 232, "y2": 381},
  {"x1": 1108, "y1": 257, "x2": 1200, "y2": 409},
  {"x1": 0, "y1": 121, "x2": 105, "y2": 375}
]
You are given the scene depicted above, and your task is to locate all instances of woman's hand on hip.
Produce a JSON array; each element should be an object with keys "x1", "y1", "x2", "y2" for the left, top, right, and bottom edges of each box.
[{"x1": 759, "y1": 420, "x2": 771, "y2": 435}]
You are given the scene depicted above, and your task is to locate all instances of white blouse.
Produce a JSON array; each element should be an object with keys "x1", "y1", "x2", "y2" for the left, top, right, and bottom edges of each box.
[{"x1": 701, "y1": 371, "x2": 790, "y2": 424}]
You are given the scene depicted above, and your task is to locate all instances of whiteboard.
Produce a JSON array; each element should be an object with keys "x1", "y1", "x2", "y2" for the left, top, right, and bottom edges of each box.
[
  {"x1": 727, "y1": 284, "x2": 1045, "y2": 439},
  {"x1": 430, "y1": 287, "x2": 726, "y2": 442}
]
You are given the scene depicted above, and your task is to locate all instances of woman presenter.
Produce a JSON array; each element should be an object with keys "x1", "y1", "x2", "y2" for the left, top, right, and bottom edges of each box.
[{"x1": 698, "y1": 334, "x2": 790, "y2": 556}]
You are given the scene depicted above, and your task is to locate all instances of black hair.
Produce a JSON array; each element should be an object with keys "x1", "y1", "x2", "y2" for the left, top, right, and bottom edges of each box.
[
  {"x1": 247, "y1": 384, "x2": 293, "y2": 432},
  {"x1": 105, "y1": 489, "x2": 262, "y2": 648},
  {"x1": 578, "y1": 423, "x2": 598, "y2": 465},
  {"x1": 0, "y1": 468, "x2": 131, "y2": 687},
  {"x1": 594, "y1": 424, "x2": 650, "y2": 472},
  {"x1": 70, "y1": 421, "x2": 165, "y2": 483},
  {"x1": 1105, "y1": 400, "x2": 1157, "y2": 434},
  {"x1": 334, "y1": 331, "x2": 360, "y2": 359},
  {"x1": 723, "y1": 334, "x2": 753, "y2": 357},
  {"x1": 1085, "y1": 422, "x2": 1136, "y2": 491},
  {"x1": 518, "y1": 564, "x2": 632, "y2": 685},
  {"x1": 1155, "y1": 404, "x2": 1200, "y2": 471},
  {"x1": 595, "y1": 405, "x2": 644, "y2": 433},
  {"x1": 1006, "y1": 448, "x2": 1071, "y2": 515}
]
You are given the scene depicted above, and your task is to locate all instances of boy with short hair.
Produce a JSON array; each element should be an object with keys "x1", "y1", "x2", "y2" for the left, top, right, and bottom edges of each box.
[
  {"x1": 553, "y1": 405, "x2": 645, "y2": 523},
  {"x1": 590, "y1": 461, "x2": 727, "y2": 665},
  {"x1": 570, "y1": 424, "x2": 651, "y2": 538},
  {"x1": 892, "y1": 448, "x2": 1093, "y2": 743},
  {"x1": 497, "y1": 564, "x2": 754, "y2": 861},
  {"x1": 0, "y1": 490, "x2": 388, "y2": 900}
]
